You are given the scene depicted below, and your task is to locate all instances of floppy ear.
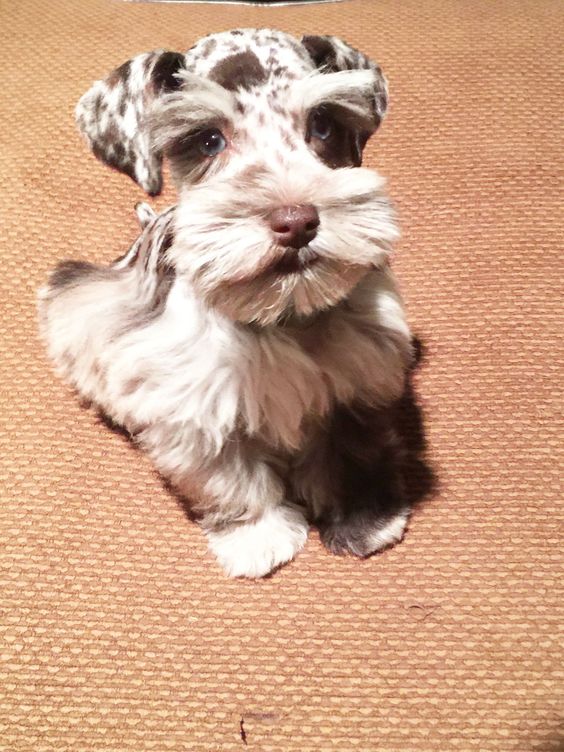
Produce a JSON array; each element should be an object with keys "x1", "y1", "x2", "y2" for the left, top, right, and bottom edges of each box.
[
  {"x1": 301, "y1": 35, "x2": 388, "y2": 131},
  {"x1": 75, "y1": 50, "x2": 186, "y2": 195}
]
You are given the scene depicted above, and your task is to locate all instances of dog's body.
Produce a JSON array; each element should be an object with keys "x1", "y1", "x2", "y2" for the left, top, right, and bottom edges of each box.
[{"x1": 39, "y1": 29, "x2": 413, "y2": 577}]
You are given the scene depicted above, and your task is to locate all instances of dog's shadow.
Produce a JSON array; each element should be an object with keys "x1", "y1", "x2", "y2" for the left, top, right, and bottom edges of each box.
[
  {"x1": 395, "y1": 336, "x2": 437, "y2": 511},
  {"x1": 98, "y1": 335, "x2": 437, "y2": 522}
]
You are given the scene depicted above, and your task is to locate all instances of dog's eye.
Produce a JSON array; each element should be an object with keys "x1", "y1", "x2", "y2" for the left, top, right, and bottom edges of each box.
[
  {"x1": 198, "y1": 129, "x2": 227, "y2": 157},
  {"x1": 310, "y1": 112, "x2": 333, "y2": 141}
]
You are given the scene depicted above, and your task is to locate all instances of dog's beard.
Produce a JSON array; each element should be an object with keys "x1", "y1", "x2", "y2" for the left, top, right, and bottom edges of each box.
[
  {"x1": 169, "y1": 164, "x2": 398, "y2": 325},
  {"x1": 208, "y1": 260, "x2": 367, "y2": 325}
]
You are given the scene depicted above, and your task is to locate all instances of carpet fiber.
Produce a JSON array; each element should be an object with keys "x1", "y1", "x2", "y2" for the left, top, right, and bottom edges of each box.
[{"x1": 1, "y1": 1, "x2": 562, "y2": 749}]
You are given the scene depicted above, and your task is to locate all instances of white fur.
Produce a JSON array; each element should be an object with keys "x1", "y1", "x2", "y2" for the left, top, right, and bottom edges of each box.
[
  {"x1": 293, "y1": 69, "x2": 381, "y2": 127},
  {"x1": 170, "y1": 163, "x2": 398, "y2": 326},
  {"x1": 75, "y1": 50, "x2": 166, "y2": 194},
  {"x1": 364, "y1": 512, "x2": 409, "y2": 554},
  {"x1": 43, "y1": 29, "x2": 413, "y2": 578},
  {"x1": 207, "y1": 504, "x2": 308, "y2": 578}
]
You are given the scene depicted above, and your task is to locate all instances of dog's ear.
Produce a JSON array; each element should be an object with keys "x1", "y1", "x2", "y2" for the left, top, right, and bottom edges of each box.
[
  {"x1": 75, "y1": 50, "x2": 186, "y2": 195},
  {"x1": 301, "y1": 35, "x2": 388, "y2": 130}
]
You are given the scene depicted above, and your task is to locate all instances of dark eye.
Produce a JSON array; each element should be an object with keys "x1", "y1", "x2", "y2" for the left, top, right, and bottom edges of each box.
[
  {"x1": 198, "y1": 128, "x2": 227, "y2": 157},
  {"x1": 310, "y1": 112, "x2": 334, "y2": 141}
]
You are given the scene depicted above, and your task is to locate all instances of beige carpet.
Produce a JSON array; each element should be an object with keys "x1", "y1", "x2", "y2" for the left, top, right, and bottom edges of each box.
[{"x1": 1, "y1": 0, "x2": 562, "y2": 749}]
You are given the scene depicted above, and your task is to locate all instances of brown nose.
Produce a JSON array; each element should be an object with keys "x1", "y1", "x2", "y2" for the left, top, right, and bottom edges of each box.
[{"x1": 268, "y1": 205, "x2": 320, "y2": 249}]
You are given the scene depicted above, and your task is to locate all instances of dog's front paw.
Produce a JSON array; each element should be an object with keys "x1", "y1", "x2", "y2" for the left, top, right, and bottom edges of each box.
[
  {"x1": 319, "y1": 509, "x2": 409, "y2": 558},
  {"x1": 206, "y1": 504, "x2": 308, "y2": 578}
]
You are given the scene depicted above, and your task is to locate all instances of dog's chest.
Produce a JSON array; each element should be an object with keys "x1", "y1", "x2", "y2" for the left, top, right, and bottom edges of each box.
[
  {"x1": 111, "y1": 286, "x2": 393, "y2": 453},
  {"x1": 237, "y1": 312, "x2": 385, "y2": 449}
]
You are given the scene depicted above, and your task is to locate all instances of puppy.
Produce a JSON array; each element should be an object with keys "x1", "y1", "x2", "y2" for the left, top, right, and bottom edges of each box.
[{"x1": 39, "y1": 29, "x2": 413, "y2": 577}]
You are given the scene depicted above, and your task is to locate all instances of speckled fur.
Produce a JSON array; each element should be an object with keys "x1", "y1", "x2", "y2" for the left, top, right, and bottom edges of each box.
[{"x1": 41, "y1": 30, "x2": 412, "y2": 578}]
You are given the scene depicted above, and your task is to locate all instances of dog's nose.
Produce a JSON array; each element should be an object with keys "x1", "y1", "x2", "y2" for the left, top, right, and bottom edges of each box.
[{"x1": 268, "y1": 205, "x2": 320, "y2": 249}]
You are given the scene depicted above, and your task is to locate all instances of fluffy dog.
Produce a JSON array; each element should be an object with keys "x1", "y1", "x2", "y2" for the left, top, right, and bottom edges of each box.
[{"x1": 38, "y1": 29, "x2": 413, "y2": 577}]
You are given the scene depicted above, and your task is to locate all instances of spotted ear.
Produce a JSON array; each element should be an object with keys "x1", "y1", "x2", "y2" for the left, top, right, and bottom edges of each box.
[
  {"x1": 75, "y1": 50, "x2": 186, "y2": 195},
  {"x1": 301, "y1": 35, "x2": 388, "y2": 129}
]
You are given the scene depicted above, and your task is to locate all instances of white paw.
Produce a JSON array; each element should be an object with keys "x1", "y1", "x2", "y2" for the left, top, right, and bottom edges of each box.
[
  {"x1": 207, "y1": 505, "x2": 308, "y2": 578},
  {"x1": 364, "y1": 510, "x2": 409, "y2": 554}
]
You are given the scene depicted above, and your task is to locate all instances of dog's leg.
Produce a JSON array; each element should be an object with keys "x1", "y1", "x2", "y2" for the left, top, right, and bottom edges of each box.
[
  {"x1": 205, "y1": 503, "x2": 309, "y2": 579},
  {"x1": 194, "y1": 447, "x2": 309, "y2": 578},
  {"x1": 144, "y1": 431, "x2": 309, "y2": 578},
  {"x1": 293, "y1": 403, "x2": 409, "y2": 557}
]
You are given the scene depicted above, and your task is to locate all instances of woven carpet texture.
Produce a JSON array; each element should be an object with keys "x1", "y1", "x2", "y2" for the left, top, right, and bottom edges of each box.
[{"x1": 1, "y1": 0, "x2": 562, "y2": 750}]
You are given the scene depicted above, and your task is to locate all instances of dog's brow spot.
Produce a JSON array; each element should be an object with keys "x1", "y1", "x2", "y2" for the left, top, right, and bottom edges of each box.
[
  {"x1": 209, "y1": 51, "x2": 267, "y2": 91},
  {"x1": 302, "y1": 35, "x2": 339, "y2": 70},
  {"x1": 151, "y1": 51, "x2": 186, "y2": 93}
]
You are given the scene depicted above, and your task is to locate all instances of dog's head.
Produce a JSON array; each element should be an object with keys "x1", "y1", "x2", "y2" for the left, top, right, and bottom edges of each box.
[{"x1": 77, "y1": 29, "x2": 398, "y2": 325}]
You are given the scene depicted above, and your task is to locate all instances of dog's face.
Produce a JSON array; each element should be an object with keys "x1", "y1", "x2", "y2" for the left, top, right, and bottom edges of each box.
[{"x1": 77, "y1": 30, "x2": 398, "y2": 325}]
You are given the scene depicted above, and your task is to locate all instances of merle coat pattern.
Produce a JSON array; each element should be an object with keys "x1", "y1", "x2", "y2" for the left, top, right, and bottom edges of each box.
[{"x1": 39, "y1": 29, "x2": 412, "y2": 577}]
